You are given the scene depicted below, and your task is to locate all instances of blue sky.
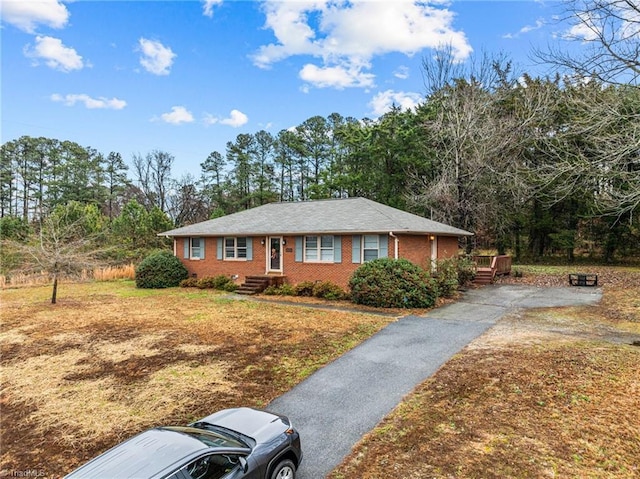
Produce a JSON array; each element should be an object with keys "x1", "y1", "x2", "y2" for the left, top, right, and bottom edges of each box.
[{"x1": 2, "y1": 0, "x2": 578, "y2": 177}]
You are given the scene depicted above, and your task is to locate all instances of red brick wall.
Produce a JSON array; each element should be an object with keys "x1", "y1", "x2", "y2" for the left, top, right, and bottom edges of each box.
[
  {"x1": 282, "y1": 235, "x2": 360, "y2": 288},
  {"x1": 175, "y1": 234, "x2": 462, "y2": 290},
  {"x1": 178, "y1": 237, "x2": 268, "y2": 279},
  {"x1": 396, "y1": 234, "x2": 431, "y2": 268},
  {"x1": 437, "y1": 236, "x2": 460, "y2": 258}
]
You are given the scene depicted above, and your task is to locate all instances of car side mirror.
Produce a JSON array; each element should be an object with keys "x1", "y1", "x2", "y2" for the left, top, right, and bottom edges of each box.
[{"x1": 238, "y1": 456, "x2": 248, "y2": 473}]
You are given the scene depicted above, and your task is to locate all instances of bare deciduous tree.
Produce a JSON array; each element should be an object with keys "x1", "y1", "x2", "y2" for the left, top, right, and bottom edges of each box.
[
  {"x1": 3, "y1": 204, "x2": 109, "y2": 303},
  {"x1": 132, "y1": 150, "x2": 174, "y2": 213},
  {"x1": 530, "y1": 81, "x2": 640, "y2": 217},
  {"x1": 535, "y1": 0, "x2": 640, "y2": 85},
  {"x1": 414, "y1": 49, "x2": 528, "y2": 251}
]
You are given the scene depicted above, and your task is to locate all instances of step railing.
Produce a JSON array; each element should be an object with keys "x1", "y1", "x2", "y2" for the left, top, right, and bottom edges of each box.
[{"x1": 472, "y1": 255, "x2": 512, "y2": 282}]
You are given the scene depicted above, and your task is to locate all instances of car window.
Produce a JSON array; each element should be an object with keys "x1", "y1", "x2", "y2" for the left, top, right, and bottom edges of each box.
[
  {"x1": 185, "y1": 454, "x2": 241, "y2": 479},
  {"x1": 165, "y1": 426, "x2": 247, "y2": 449}
]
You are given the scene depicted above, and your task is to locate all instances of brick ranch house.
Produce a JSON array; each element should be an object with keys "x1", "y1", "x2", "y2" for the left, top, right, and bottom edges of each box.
[{"x1": 159, "y1": 197, "x2": 473, "y2": 291}]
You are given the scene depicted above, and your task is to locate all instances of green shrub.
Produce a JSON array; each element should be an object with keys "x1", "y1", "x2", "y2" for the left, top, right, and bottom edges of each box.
[
  {"x1": 180, "y1": 277, "x2": 199, "y2": 288},
  {"x1": 135, "y1": 250, "x2": 188, "y2": 289},
  {"x1": 222, "y1": 281, "x2": 238, "y2": 292},
  {"x1": 433, "y1": 257, "x2": 477, "y2": 296},
  {"x1": 263, "y1": 283, "x2": 296, "y2": 296},
  {"x1": 349, "y1": 258, "x2": 437, "y2": 308},
  {"x1": 312, "y1": 281, "x2": 345, "y2": 300},
  {"x1": 433, "y1": 258, "x2": 459, "y2": 297},
  {"x1": 456, "y1": 256, "x2": 477, "y2": 285},
  {"x1": 294, "y1": 281, "x2": 316, "y2": 297},
  {"x1": 196, "y1": 277, "x2": 216, "y2": 289},
  {"x1": 196, "y1": 275, "x2": 236, "y2": 290}
]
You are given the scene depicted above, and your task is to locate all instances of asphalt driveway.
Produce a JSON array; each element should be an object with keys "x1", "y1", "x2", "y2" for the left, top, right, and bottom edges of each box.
[{"x1": 267, "y1": 284, "x2": 602, "y2": 479}]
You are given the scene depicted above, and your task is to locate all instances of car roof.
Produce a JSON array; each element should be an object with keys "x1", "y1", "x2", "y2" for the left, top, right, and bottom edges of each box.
[{"x1": 65, "y1": 428, "x2": 209, "y2": 479}]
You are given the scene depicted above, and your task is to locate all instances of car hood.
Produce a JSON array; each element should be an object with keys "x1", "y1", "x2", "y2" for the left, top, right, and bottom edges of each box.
[{"x1": 196, "y1": 407, "x2": 290, "y2": 444}]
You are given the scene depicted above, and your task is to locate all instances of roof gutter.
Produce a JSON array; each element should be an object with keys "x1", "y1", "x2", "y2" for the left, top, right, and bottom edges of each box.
[{"x1": 388, "y1": 232, "x2": 399, "y2": 259}]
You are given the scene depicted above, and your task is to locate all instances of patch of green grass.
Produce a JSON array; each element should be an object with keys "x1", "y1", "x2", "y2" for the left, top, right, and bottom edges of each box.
[
  {"x1": 116, "y1": 286, "x2": 169, "y2": 298},
  {"x1": 275, "y1": 323, "x2": 383, "y2": 384}
]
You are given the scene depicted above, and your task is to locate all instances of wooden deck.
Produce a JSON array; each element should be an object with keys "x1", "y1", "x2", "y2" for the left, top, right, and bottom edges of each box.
[{"x1": 472, "y1": 255, "x2": 512, "y2": 285}]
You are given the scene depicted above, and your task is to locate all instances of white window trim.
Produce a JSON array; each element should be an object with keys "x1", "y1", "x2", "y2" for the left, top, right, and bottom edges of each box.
[
  {"x1": 362, "y1": 234, "x2": 380, "y2": 262},
  {"x1": 304, "y1": 235, "x2": 334, "y2": 263},
  {"x1": 224, "y1": 236, "x2": 248, "y2": 261}
]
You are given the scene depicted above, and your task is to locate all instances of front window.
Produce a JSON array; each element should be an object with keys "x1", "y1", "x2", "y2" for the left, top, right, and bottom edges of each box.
[
  {"x1": 191, "y1": 238, "x2": 203, "y2": 259},
  {"x1": 305, "y1": 235, "x2": 333, "y2": 262},
  {"x1": 184, "y1": 237, "x2": 204, "y2": 259},
  {"x1": 363, "y1": 235, "x2": 379, "y2": 262},
  {"x1": 225, "y1": 237, "x2": 247, "y2": 259}
]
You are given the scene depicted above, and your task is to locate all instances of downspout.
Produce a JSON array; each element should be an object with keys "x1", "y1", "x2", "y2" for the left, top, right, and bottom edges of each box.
[{"x1": 388, "y1": 232, "x2": 399, "y2": 259}]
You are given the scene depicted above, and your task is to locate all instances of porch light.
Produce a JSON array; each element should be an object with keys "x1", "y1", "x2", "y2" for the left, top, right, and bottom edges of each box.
[
  {"x1": 282, "y1": 239, "x2": 286, "y2": 245},
  {"x1": 261, "y1": 238, "x2": 265, "y2": 245},
  {"x1": 429, "y1": 235, "x2": 435, "y2": 241}
]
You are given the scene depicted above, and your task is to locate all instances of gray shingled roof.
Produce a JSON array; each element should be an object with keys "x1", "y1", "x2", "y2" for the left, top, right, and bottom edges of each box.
[{"x1": 160, "y1": 197, "x2": 473, "y2": 237}]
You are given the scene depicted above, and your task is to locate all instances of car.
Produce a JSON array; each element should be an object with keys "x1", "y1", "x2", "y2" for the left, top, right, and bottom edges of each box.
[{"x1": 65, "y1": 407, "x2": 302, "y2": 479}]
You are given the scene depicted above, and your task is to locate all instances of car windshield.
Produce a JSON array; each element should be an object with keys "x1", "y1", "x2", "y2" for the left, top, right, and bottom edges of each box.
[{"x1": 163, "y1": 426, "x2": 248, "y2": 449}]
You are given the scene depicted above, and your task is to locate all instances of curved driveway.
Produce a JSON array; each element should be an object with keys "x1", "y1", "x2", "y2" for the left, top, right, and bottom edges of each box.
[{"x1": 267, "y1": 285, "x2": 602, "y2": 479}]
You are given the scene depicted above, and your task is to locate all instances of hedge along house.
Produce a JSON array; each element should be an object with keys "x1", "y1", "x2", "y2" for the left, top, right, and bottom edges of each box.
[{"x1": 159, "y1": 197, "x2": 473, "y2": 292}]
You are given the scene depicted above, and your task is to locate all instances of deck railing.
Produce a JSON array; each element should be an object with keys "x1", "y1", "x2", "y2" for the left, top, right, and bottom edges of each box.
[{"x1": 472, "y1": 255, "x2": 512, "y2": 278}]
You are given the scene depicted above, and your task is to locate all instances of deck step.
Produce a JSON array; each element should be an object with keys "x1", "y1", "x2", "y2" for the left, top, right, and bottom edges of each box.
[{"x1": 473, "y1": 268, "x2": 494, "y2": 285}]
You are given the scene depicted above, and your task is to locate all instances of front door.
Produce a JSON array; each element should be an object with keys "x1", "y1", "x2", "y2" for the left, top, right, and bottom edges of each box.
[{"x1": 268, "y1": 237, "x2": 282, "y2": 272}]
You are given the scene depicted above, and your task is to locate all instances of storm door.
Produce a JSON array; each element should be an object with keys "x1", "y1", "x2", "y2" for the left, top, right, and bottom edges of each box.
[{"x1": 268, "y1": 237, "x2": 283, "y2": 272}]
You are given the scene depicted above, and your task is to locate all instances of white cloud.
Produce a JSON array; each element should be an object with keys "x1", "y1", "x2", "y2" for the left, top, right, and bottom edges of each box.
[
  {"x1": 204, "y1": 109, "x2": 249, "y2": 127},
  {"x1": 369, "y1": 89, "x2": 422, "y2": 117},
  {"x1": 503, "y1": 19, "x2": 544, "y2": 39},
  {"x1": 221, "y1": 109, "x2": 248, "y2": 127},
  {"x1": 299, "y1": 62, "x2": 375, "y2": 89},
  {"x1": 24, "y1": 35, "x2": 84, "y2": 72},
  {"x1": 51, "y1": 93, "x2": 127, "y2": 110},
  {"x1": 558, "y1": 4, "x2": 639, "y2": 43},
  {"x1": 159, "y1": 106, "x2": 194, "y2": 124},
  {"x1": 566, "y1": 21, "x2": 599, "y2": 41},
  {"x1": 138, "y1": 38, "x2": 176, "y2": 75},
  {"x1": 202, "y1": 0, "x2": 223, "y2": 18},
  {"x1": 394, "y1": 66, "x2": 410, "y2": 80},
  {"x1": 0, "y1": 0, "x2": 69, "y2": 33},
  {"x1": 252, "y1": 0, "x2": 471, "y2": 90}
]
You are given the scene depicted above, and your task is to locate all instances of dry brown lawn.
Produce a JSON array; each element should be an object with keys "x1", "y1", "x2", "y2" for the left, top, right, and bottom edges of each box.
[
  {"x1": 329, "y1": 266, "x2": 640, "y2": 479},
  {"x1": 0, "y1": 281, "x2": 392, "y2": 478},
  {"x1": 2, "y1": 267, "x2": 639, "y2": 479}
]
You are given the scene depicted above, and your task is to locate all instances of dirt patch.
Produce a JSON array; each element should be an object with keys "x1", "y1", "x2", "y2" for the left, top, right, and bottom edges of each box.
[{"x1": 0, "y1": 282, "x2": 391, "y2": 478}]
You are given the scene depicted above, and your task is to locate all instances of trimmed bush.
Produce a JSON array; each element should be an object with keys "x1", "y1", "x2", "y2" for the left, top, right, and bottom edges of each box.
[
  {"x1": 179, "y1": 277, "x2": 199, "y2": 288},
  {"x1": 312, "y1": 281, "x2": 346, "y2": 300},
  {"x1": 263, "y1": 283, "x2": 296, "y2": 296},
  {"x1": 433, "y1": 258, "x2": 459, "y2": 297},
  {"x1": 222, "y1": 281, "x2": 238, "y2": 292},
  {"x1": 456, "y1": 256, "x2": 477, "y2": 285},
  {"x1": 196, "y1": 276, "x2": 218, "y2": 289},
  {"x1": 349, "y1": 258, "x2": 437, "y2": 308},
  {"x1": 433, "y1": 257, "x2": 477, "y2": 296},
  {"x1": 135, "y1": 250, "x2": 188, "y2": 289},
  {"x1": 294, "y1": 281, "x2": 316, "y2": 297}
]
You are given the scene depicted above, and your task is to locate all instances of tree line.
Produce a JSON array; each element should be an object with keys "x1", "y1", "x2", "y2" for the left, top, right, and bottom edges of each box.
[
  {"x1": 2, "y1": 71, "x2": 638, "y2": 265},
  {"x1": 3, "y1": 0, "x2": 640, "y2": 267}
]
